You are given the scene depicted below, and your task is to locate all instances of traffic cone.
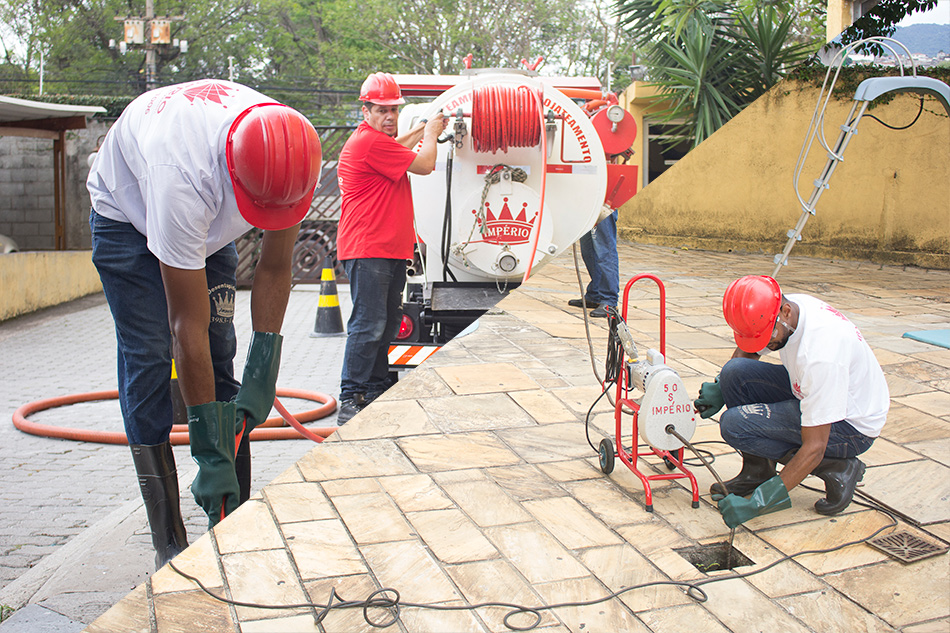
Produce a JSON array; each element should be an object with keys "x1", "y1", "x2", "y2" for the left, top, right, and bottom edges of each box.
[{"x1": 310, "y1": 266, "x2": 345, "y2": 337}]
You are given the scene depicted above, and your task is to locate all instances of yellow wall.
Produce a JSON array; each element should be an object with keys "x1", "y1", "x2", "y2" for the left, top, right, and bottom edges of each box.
[
  {"x1": 0, "y1": 251, "x2": 102, "y2": 321},
  {"x1": 826, "y1": 0, "x2": 851, "y2": 42},
  {"x1": 617, "y1": 79, "x2": 950, "y2": 270}
]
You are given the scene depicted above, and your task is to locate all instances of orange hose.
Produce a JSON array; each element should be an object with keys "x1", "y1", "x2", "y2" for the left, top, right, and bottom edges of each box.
[
  {"x1": 12, "y1": 388, "x2": 338, "y2": 445},
  {"x1": 556, "y1": 88, "x2": 603, "y2": 101}
]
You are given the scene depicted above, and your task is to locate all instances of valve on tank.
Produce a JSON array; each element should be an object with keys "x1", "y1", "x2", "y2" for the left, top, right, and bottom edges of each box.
[{"x1": 493, "y1": 247, "x2": 519, "y2": 274}]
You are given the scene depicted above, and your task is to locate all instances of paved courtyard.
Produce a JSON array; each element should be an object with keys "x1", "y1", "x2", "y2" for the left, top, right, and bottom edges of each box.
[{"x1": 2, "y1": 242, "x2": 949, "y2": 632}]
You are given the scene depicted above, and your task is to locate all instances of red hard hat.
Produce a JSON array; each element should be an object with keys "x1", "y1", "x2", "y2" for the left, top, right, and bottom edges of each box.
[
  {"x1": 359, "y1": 72, "x2": 405, "y2": 105},
  {"x1": 227, "y1": 103, "x2": 322, "y2": 231},
  {"x1": 722, "y1": 275, "x2": 782, "y2": 353}
]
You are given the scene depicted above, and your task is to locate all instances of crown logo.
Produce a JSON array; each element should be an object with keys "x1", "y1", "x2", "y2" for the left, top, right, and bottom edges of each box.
[
  {"x1": 209, "y1": 284, "x2": 235, "y2": 322},
  {"x1": 473, "y1": 197, "x2": 537, "y2": 245}
]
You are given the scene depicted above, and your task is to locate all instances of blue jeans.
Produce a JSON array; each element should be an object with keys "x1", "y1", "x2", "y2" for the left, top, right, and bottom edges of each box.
[
  {"x1": 90, "y1": 210, "x2": 240, "y2": 445},
  {"x1": 340, "y1": 258, "x2": 405, "y2": 399},
  {"x1": 579, "y1": 210, "x2": 619, "y2": 306},
  {"x1": 718, "y1": 357, "x2": 874, "y2": 460}
]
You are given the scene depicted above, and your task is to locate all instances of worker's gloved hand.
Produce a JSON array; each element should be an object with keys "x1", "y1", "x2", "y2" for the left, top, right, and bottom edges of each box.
[
  {"x1": 694, "y1": 377, "x2": 724, "y2": 419},
  {"x1": 718, "y1": 475, "x2": 791, "y2": 528},
  {"x1": 234, "y1": 332, "x2": 282, "y2": 435},
  {"x1": 187, "y1": 401, "x2": 240, "y2": 528}
]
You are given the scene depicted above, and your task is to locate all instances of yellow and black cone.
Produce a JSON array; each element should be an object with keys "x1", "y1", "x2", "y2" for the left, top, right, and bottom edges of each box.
[{"x1": 310, "y1": 266, "x2": 345, "y2": 337}]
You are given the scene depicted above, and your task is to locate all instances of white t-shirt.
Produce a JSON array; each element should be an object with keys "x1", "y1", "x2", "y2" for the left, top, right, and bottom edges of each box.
[
  {"x1": 87, "y1": 80, "x2": 274, "y2": 270},
  {"x1": 780, "y1": 294, "x2": 889, "y2": 437}
]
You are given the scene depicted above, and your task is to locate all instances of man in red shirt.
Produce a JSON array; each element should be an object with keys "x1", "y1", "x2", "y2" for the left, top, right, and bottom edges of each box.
[{"x1": 336, "y1": 72, "x2": 444, "y2": 423}]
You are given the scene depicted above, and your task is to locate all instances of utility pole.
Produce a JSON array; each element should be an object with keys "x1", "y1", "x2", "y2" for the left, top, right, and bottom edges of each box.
[
  {"x1": 110, "y1": 3, "x2": 186, "y2": 91},
  {"x1": 144, "y1": 0, "x2": 157, "y2": 89}
]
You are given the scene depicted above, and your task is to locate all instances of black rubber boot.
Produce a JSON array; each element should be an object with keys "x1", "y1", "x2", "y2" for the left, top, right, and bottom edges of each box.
[
  {"x1": 810, "y1": 457, "x2": 865, "y2": 515},
  {"x1": 711, "y1": 452, "x2": 776, "y2": 499},
  {"x1": 131, "y1": 443, "x2": 189, "y2": 570},
  {"x1": 337, "y1": 393, "x2": 368, "y2": 425},
  {"x1": 236, "y1": 431, "x2": 251, "y2": 504}
]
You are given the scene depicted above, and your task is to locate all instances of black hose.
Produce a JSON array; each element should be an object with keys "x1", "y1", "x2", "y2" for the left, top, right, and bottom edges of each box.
[{"x1": 440, "y1": 148, "x2": 457, "y2": 282}]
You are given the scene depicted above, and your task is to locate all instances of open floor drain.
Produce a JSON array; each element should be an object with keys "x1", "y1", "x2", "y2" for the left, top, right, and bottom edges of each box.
[
  {"x1": 675, "y1": 542, "x2": 754, "y2": 573},
  {"x1": 867, "y1": 530, "x2": 948, "y2": 564}
]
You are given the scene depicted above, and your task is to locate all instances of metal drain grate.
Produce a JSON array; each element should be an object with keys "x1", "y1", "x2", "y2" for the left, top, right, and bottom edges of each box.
[{"x1": 868, "y1": 530, "x2": 948, "y2": 564}]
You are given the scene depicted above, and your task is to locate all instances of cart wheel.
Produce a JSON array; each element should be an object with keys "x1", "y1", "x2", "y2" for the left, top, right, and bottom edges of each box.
[
  {"x1": 598, "y1": 438, "x2": 615, "y2": 474},
  {"x1": 663, "y1": 456, "x2": 676, "y2": 470}
]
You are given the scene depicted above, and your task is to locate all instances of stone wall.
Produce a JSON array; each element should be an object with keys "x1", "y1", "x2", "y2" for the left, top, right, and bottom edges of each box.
[{"x1": 0, "y1": 120, "x2": 111, "y2": 251}]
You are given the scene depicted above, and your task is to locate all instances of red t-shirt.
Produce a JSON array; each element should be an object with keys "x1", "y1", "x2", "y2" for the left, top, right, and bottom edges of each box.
[{"x1": 336, "y1": 122, "x2": 418, "y2": 260}]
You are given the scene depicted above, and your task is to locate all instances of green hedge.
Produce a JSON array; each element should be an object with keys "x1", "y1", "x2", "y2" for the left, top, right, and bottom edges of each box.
[{"x1": 789, "y1": 62, "x2": 950, "y2": 104}]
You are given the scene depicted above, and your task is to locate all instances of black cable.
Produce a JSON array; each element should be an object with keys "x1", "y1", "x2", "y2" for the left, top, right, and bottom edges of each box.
[
  {"x1": 678, "y1": 446, "x2": 717, "y2": 467},
  {"x1": 855, "y1": 97, "x2": 925, "y2": 130},
  {"x1": 692, "y1": 495, "x2": 899, "y2": 593},
  {"x1": 167, "y1": 491, "x2": 902, "y2": 631},
  {"x1": 167, "y1": 558, "x2": 709, "y2": 630},
  {"x1": 583, "y1": 387, "x2": 611, "y2": 453},
  {"x1": 603, "y1": 307, "x2": 624, "y2": 384},
  {"x1": 440, "y1": 146, "x2": 457, "y2": 282}
]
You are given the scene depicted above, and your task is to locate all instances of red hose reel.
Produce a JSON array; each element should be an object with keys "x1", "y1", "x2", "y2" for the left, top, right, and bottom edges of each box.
[{"x1": 471, "y1": 84, "x2": 542, "y2": 153}]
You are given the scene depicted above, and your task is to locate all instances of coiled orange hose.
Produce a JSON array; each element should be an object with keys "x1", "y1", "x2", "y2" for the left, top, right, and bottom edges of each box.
[{"x1": 12, "y1": 388, "x2": 337, "y2": 445}]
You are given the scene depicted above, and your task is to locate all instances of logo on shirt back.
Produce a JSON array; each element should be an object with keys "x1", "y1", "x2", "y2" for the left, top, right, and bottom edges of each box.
[
  {"x1": 148, "y1": 81, "x2": 237, "y2": 115},
  {"x1": 821, "y1": 304, "x2": 864, "y2": 341},
  {"x1": 182, "y1": 81, "x2": 236, "y2": 106}
]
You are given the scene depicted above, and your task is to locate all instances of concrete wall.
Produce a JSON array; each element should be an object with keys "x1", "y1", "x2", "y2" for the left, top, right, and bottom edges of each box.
[
  {"x1": 0, "y1": 120, "x2": 110, "y2": 251},
  {"x1": 618, "y1": 79, "x2": 950, "y2": 270},
  {"x1": 0, "y1": 251, "x2": 102, "y2": 321}
]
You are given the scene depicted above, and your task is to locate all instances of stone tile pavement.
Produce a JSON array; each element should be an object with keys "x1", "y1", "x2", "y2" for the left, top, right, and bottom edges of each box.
[
  {"x1": 2, "y1": 242, "x2": 949, "y2": 632},
  {"x1": 0, "y1": 283, "x2": 348, "y2": 629}
]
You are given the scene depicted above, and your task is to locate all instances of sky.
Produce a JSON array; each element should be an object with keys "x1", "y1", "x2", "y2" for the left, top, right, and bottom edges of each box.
[{"x1": 897, "y1": 0, "x2": 950, "y2": 26}]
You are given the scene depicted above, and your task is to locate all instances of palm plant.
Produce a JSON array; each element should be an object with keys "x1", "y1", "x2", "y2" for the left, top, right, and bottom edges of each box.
[{"x1": 617, "y1": 0, "x2": 820, "y2": 148}]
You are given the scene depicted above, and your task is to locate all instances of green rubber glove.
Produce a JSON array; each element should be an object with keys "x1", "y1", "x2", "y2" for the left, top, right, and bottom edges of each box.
[
  {"x1": 718, "y1": 475, "x2": 791, "y2": 528},
  {"x1": 187, "y1": 401, "x2": 240, "y2": 528},
  {"x1": 234, "y1": 332, "x2": 282, "y2": 435},
  {"x1": 694, "y1": 377, "x2": 724, "y2": 419}
]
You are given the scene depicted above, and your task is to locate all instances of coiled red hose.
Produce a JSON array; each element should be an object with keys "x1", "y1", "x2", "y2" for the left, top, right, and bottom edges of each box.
[
  {"x1": 12, "y1": 388, "x2": 337, "y2": 445},
  {"x1": 471, "y1": 84, "x2": 541, "y2": 153}
]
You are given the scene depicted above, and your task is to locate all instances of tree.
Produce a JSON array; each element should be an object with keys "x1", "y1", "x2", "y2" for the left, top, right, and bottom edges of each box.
[
  {"x1": 0, "y1": 0, "x2": 270, "y2": 95},
  {"x1": 615, "y1": 0, "x2": 822, "y2": 147},
  {"x1": 0, "y1": 0, "x2": 637, "y2": 123},
  {"x1": 265, "y1": 0, "x2": 633, "y2": 80},
  {"x1": 840, "y1": 0, "x2": 939, "y2": 51}
]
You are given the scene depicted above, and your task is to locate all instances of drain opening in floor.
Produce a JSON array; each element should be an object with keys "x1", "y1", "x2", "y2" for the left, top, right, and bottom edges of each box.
[
  {"x1": 675, "y1": 542, "x2": 754, "y2": 573},
  {"x1": 867, "y1": 530, "x2": 948, "y2": 564}
]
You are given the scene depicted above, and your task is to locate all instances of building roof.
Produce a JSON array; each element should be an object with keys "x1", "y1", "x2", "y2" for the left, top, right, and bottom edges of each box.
[{"x1": 0, "y1": 95, "x2": 105, "y2": 134}]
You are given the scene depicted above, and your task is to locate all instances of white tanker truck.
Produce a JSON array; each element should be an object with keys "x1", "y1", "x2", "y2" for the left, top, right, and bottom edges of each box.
[{"x1": 385, "y1": 67, "x2": 640, "y2": 371}]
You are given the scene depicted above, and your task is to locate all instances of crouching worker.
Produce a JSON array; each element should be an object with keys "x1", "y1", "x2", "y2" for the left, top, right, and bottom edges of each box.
[
  {"x1": 693, "y1": 275, "x2": 888, "y2": 529},
  {"x1": 87, "y1": 80, "x2": 322, "y2": 567}
]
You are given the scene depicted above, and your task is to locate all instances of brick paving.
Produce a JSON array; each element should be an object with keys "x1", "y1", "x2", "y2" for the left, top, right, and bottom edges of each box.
[{"x1": 0, "y1": 286, "x2": 347, "y2": 595}]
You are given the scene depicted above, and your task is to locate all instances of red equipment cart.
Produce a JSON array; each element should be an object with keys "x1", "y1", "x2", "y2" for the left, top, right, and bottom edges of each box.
[{"x1": 597, "y1": 273, "x2": 700, "y2": 512}]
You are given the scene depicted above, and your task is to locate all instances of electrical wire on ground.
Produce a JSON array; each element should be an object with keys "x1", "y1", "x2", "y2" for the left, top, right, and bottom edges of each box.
[{"x1": 167, "y1": 493, "x2": 902, "y2": 631}]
